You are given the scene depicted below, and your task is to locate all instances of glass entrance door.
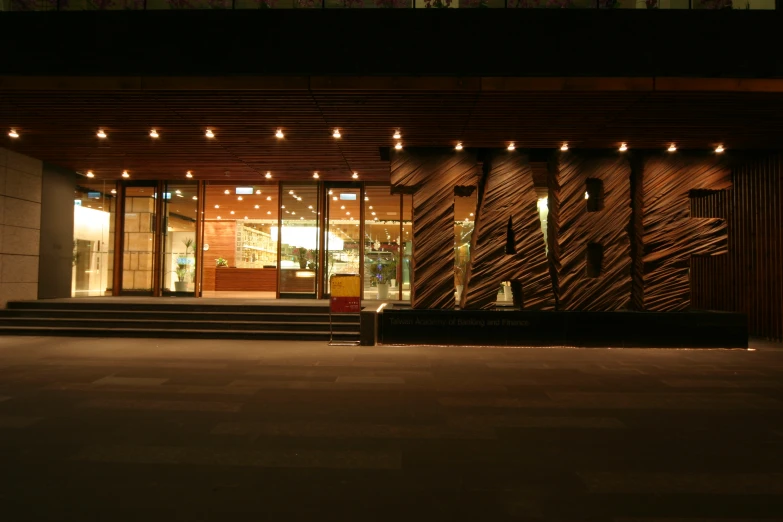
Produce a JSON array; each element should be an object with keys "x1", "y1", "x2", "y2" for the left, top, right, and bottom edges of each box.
[
  {"x1": 161, "y1": 182, "x2": 198, "y2": 296},
  {"x1": 324, "y1": 184, "x2": 362, "y2": 297},
  {"x1": 278, "y1": 183, "x2": 320, "y2": 298},
  {"x1": 120, "y1": 184, "x2": 158, "y2": 295}
]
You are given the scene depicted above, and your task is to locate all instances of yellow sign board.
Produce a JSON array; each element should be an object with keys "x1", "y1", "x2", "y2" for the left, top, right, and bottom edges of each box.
[{"x1": 330, "y1": 274, "x2": 361, "y2": 298}]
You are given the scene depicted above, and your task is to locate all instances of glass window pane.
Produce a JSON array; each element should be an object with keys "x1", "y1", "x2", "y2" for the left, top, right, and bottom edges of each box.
[
  {"x1": 122, "y1": 185, "x2": 156, "y2": 293},
  {"x1": 72, "y1": 180, "x2": 116, "y2": 297},
  {"x1": 325, "y1": 186, "x2": 361, "y2": 295},
  {"x1": 162, "y1": 182, "x2": 198, "y2": 294},
  {"x1": 363, "y1": 186, "x2": 401, "y2": 300},
  {"x1": 401, "y1": 194, "x2": 412, "y2": 301},
  {"x1": 279, "y1": 184, "x2": 319, "y2": 296}
]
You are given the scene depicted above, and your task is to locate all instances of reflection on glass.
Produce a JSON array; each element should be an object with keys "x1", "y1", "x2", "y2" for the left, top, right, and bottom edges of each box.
[
  {"x1": 279, "y1": 184, "x2": 319, "y2": 296},
  {"x1": 454, "y1": 193, "x2": 476, "y2": 305},
  {"x1": 162, "y1": 182, "x2": 198, "y2": 294},
  {"x1": 72, "y1": 180, "x2": 116, "y2": 297},
  {"x1": 401, "y1": 194, "x2": 412, "y2": 301},
  {"x1": 325, "y1": 186, "x2": 361, "y2": 295},
  {"x1": 122, "y1": 185, "x2": 156, "y2": 293},
  {"x1": 363, "y1": 186, "x2": 401, "y2": 300}
]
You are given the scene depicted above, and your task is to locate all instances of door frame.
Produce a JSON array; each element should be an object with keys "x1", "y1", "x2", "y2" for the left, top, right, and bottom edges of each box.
[{"x1": 321, "y1": 181, "x2": 364, "y2": 299}]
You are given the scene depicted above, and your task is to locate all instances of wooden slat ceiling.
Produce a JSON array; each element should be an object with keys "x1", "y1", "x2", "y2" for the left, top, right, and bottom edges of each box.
[{"x1": 4, "y1": 89, "x2": 783, "y2": 181}]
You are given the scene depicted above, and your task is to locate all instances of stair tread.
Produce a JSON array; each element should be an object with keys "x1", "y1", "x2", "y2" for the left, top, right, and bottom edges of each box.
[
  {"x1": 0, "y1": 326, "x2": 360, "y2": 335},
  {"x1": 0, "y1": 317, "x2": 358, "y2": 325}
]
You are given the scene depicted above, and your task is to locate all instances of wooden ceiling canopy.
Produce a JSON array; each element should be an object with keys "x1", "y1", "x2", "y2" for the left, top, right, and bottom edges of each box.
[{"x1": 4, "y1": 85, "x2": 783, "y2": 181}]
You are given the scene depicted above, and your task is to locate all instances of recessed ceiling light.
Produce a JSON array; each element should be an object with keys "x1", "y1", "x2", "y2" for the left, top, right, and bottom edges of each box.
[
  {"x1": 175, "y1": 189, "x2": 181, "y2": 194},
  {"x1": 217, "y1": 216, "x2": 221, "y2": 220},
  {"x1": 300, "y1": 217, "x2": 304, "y2": 220},
  {"x1": 289, "y1": 190, "x2": 295, "y2": 195},
  {"x1": 192, "y1": 196, "x2": 197, "y2": 200},
  {"x1": 619, "y1": 143, "x2": 628, "y2": 152},
  {"x1": 374, "y1": 217, "x2": 378, "y2": 221},
  {"x1": 507, "y1": 143, "x2": 515, "y2": 151},
  {"x1": 255, "y1": 189, "x2": 261, "y2": 194},
  {"x1": 313, "y1": 172, "x2": 319, "y2": 179},
  {"x1": 149, "y1": 129, "x2": 159, "y2": 138},
  {"x1": 254, "y1": 205, "x2": 260, "y2": 209},
  {"x1": 340, "y1": 205, "x2": 345, "y2": 210},
  {"x1": 244, "y1": 216, "x2": 248, "y2": 220},
  {"x1": 214, "y1": 205, "x2": 220, "y2": 209},
  {"x1": 267, "y1": 211, "x2": 271, "y2": 215},
  {"x1": 308, "y1": 205, "x2": 313, "y2": 209},
  {"x1": 266, "y1": 196, "x2": 271, "y2": 201},
  {"x1": 205, "y1": 129, "x2": 215, "y2": 138},
  {"x1": 346, "y1": 212, "x2": 350, "y2": 216},
  {"x1": 455, "y1": 142, "x2": 463, "y2": 151},
  {"x1": 394, "y1": 143, "x2": 402, "y2": 150},
  {"x1": 333, "y1": 129, "x2": 341, "y2": 138},
  {"x1": 224, "y1": 189, "x2": 230, "y2": 194},
  {"x1": 328, "y1": 190, "x2": 333, "y2": 195},
  {"x1": 469, "y1": 212, "x2": 474, "y2": 216},
  {"x1": 352, "y1": 172, "x2": 359, "y2": 179},
  {"x1": 186, "y1": 171, "x2": 193, "y2": 178},
  {"x1": 265, "y1": 172, "x2": 272, "y2": 179},
  {"x1": 369, "y1": 206, "x2": 373, "y2": 209},
  {"x1": 122, "y1": 170, "x2": 129, "y2": 178},
  {"x1": 371, "y1": 212, "x2": 376, "y2": 216},
  {"x1": 296, "y1": 196, "x2": 302, "y2": 201},
  {"x1": 715, "y1": 144, "x2": 725, "y2": 153},
  {"x1": 237, "y1": 196, "x2": 243, "y2": 201},
  {"x1": 560, "y1": 143, "x2": 569, "y2": 151},
  {"x1": 365, "y1": 196, "x2": 369, "y2": 201},
  {"x1": 332, "y1": 196, "x2": 338, "y2": 201},
  {"x1": 111, "y1": 189, "x2": 117, "y2": 194},
  {"x1": 86, "y1": 171, "x2": 95, "y2": 178},
  {"x1": 8, "y1": 129, "x2": 19, "y2": 138},
  {"x1": 230, "y1": 211, "x2": 235, "y2": 215},
  {"x1": 281, "y1": 205, "x2": 285, "y2": 209},
  {"x1": 668, "y1": 144, "x2": 677, "y2": 152},
  {"x1": 292, "y1": 211, "x2": 296, "y2": 215},
  {"x1": 393, "y1": 131, "x2": 401, "y2": 139},
  {"x1": 275, "y1": 129, "x2": 284, "y2": 139},
  {"x1": 97, "y1": 129, "x2": 107, "y2": 139}
]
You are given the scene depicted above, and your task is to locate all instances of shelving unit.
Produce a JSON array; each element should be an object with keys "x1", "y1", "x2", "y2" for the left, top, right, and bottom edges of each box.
[{"x1": 236, "y1": 223, "x2": 276, "y2": 268}]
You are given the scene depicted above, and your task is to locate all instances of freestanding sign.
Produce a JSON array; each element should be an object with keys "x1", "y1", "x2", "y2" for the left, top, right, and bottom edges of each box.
[{"x1": 329, "y1": 274, "x2": 361, "y2": 345}]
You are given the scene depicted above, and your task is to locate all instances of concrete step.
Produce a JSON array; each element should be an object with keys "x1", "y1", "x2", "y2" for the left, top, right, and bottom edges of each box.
[
  {"x1": 0, "y1": 309, "x2": 359, "y2": 324},
  {"x1": 0, "y1": 317, "x2": 358, "y2": 332},
  {"x1": 0, "y1": 326, "x2": 360, "y2": 341}
]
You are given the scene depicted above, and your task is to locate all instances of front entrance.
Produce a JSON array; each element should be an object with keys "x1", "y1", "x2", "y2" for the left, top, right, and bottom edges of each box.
[{"x1": 323, "y1": 183, "x2": 362, "y2": 297}]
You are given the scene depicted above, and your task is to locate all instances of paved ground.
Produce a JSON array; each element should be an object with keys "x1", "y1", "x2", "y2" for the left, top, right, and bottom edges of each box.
[{"x1": 0, "y1": 337, "x2": 782, "y2": 522}]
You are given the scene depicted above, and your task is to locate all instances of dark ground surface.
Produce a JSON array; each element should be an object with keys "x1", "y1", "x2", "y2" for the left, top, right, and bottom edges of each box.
[{"x1": 0, "y1": 336, "x2": 782, "y2": 522}]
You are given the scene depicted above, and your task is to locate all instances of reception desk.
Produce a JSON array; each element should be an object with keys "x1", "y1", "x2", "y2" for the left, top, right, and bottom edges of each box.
[
  {"x1": 214, "y1": 267, "x2": 277, "y2": 292},
  {"x1": 279, "y1": 269, "x2": 316, "y2": 293}
]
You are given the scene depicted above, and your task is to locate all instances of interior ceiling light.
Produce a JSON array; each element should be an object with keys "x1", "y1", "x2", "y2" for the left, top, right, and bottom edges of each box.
[
  {"x1": 237, "y1": 196, "x2": 243, "y2": 201},
  {"x1": 292, "y1": 211, "x2": 296, "y2": 215},
  {"x1": 394, "y1": 143, "x2": 402, "y2": 150},
  {"x1": 328, "y1": 190, "x2": 333, "y2": 195},
  {"x1": 244, "y1": 216, "x2": 248, "y2": 220},
  {"x1": 374, "y1": 217, "x2": 379, "y2": 221},
  {"x1": 255, "y1": 189, "x2": 261, "y2": 194},
  {"x1": 97, "y1": 129, "x2": 107, "y2": 139},
  {"x1": 149, "y1": 129, "x2": 159, "y2": 138},
  {"x1": 369, "y1": 206, "x2": 373, "y2": 209},
  {"x1": 265, "y1": 172, "x2": 272, "y2": 179},
  {"x1": 224, "y1": 189, "x2": 230, "y2": 194},
  {"x1": 340, "y1": 205, "x2": 345, "y2": 210},
  {"x1": 267, "y1": 211, "x2": 271, "y2": 215},
  {"x1": 469, "y1": 212, "x2": 474, "y2": 216},
  {"x1": 86, "y1": 171, "x2": 95, "y2": 178},
  {"x1": 507, "y1": 143, "x2": 515, "y2": 151},
  {"x1": 175, "y1": 189, "x2": 181, "y2": 194},
  {"x1": 455, "y1": 142, "x2": 463, "y2": 151},
  {"x1": 332, "y1": 129, "x2": 341, "y2": 138},
  {"x1": 352, "y1": 172, "x2": 359, "y2": 179},
  {"x1": 266, "y1": 196, "x2": 271, "y2": 201},
  {"x1": 281, "y1": 205, "x2": 285, "y2": 209},
  {"x1": 205, "y1": 129, "x2": 215, "y2": 138},
  {"x1": 8, "y1": 129, "x2": 19, "y2": 138},
  {"x1": 300, "y1": 217, "x2": 304, "y2": 220},
  {"x1": 217, "y1": 216, "x2": 221, "y2": 220},
  {"x1": 560, "y1": 143, "x2": 569, "y2": 151},
  {"x1": 192, "y1": 196, "x2": 197, "y2": 200},
  {"x1": 364, "y1": 196, "x2": 369, "y2": 201},
  {"x1": 619, "y1": 143, "x2": 628, "y2": 152},
  {"x1": 308, "y1": 205, "x2": 313, "y2": 209},
  {"x1": 371, "y1": 212, "x2": 376, "y2": 216},
  {"x1": 313, "y1": 172, "x2": 319, "y2": 179},
  {"x1": 214, "y1": 205, "x2": 220, "y2": 209},
  {"x1": 254, "y1": 205, "x2": 260, "y2": 209},
  {"x1": 230, "y1": 211, "x2": 235, "y2": 215},
  {"x1": 275, "y1": 129, "x2": 284, "y2": 139},
  {"x1": 668, "y1": 144, "x2": 677, "y2": 152},
  {"x1": 186, "y1": 171, "x2": 193, "y2": 178},
  {"x1": 333, "y1": 196, "x2": 338, "y2": 201},
  {"x1": 393, "y1": 131, "x2": 401, "y2": 139},
  {"x1": 289, "y1": 190, "x2": 295, "y2": 195},
  {"x1": 584, "y1": 191, "x2": 590, "y2": 200},
  {"x1": 121, "y1": 170, "x2": 129, "y2": 178},
  {"x1": 296, "y1": 196, "x2": 302, "y2": 201},
  {"x1": 715, "y1": 145, "x2": 725, "y2": 153},
  {"x1": 346, "y1": 212, "x2": 350, "y2": 216},
  {"x1": 111, "y1": 189, "x2": 117, "y2": 194}
]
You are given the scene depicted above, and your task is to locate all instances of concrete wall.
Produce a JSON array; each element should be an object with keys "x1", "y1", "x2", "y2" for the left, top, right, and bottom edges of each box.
[
  {"x1": 39, "y1": 163, "x2": 76, "y2": 300},
  {"x1": 0, "y1": 148, "x2": 43, "y2": 306}
]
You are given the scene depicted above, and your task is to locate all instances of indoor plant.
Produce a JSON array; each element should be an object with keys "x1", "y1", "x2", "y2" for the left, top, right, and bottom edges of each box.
[
  {"x1": 215, "y1": 257, "x2": 228, "y2": 268},
  {"x1": 174, "y1": 258, "x2": 190, "y2": 292}
]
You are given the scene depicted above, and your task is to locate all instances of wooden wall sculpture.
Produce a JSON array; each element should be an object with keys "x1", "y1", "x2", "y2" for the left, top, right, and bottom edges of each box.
[
  {"x1": 461, "y1": 151, "x2": 554, "y2": 310},
  {"x1": 639, "y1": 154, "x2": 731, "y2": 311},
  {"x1": 549, "y1": 152, "x2": 632, "y2": 311},
  {"x1": 390, "y1": 148, "x2": 479, "y2": 309}
]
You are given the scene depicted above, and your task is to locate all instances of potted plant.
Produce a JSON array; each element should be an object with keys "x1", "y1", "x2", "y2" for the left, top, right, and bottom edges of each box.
[
  {"x1": 174, "y1": 257, "x2": 190, "y2": 292},
  {"x1": 371, "y1": 262, "x2": 392, "y2": 299},
  {"x1": 293, "y1": 248, "x2": 309, "y2": 269},
  {"x1": 215, "y1": 257, "x2": 228, "y2": 268},
  {"x1": 183, "y1": 238, "x2": 197, "y2": 283}
]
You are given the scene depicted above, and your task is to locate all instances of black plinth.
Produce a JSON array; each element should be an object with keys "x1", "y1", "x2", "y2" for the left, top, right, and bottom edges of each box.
[{"x1": 379, "y1": 309, "x2": 747, "y2": 348}]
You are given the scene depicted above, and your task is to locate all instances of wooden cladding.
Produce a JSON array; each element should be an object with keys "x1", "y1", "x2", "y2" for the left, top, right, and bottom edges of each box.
[{"x1": 691, "y1": 154, "x2": 783, "y2": 341}]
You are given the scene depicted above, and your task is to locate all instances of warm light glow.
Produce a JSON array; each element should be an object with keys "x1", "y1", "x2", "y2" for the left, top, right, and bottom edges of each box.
[
  {"x1": 214, "y1": 205, "x2": 220, "y2": 209},
  {"x1": 97, "y1": 129, "x2": 107, "y2": 139},
  {"x1": 265, "y1": 172, "x2": 272, "y2": 179},
  {"x1": 255, "y1": 189, "x2": 261, "y2": 194},
  {"x1": 186, "y1": 171, "x2": 193, "y2": 178},
  {"x1": 507, "y1": 143, "x2": 515, "y2": 151},
  {"x1": 267, "y1": 211, "x2": 271, "y2": 215},
  {"x1": 308, "y1": 205, "x2": 313, "y2": 209},
  {"x1": 281, "y1": 205, "x2": 285, "y2": 209},
  {"x1": 340, "y1": 205, "x2": 345, "y2": 210},
  {"x1": 352, "y1": 172, "x2": 359, "y2": 179},
  {"x1": 333, "y1": 196, "x2": 338, "y2": 201},
  {"x1": 149, "y1": 129, "x2": 159, "y2": 138},
  {"x1": 224, "y1": 189, "x2": 230, "y2": 194},
  {"x1": 86, "y1": 171, "x2": 95, "y2": 178},
  {"x1": 393, "y1": 131, "x2": 401, "y2": 140},
  {"x1": 237, "y1": 196, "x2": 243, "y2": 201},
  {"x1": 619, "y1": 143, "x2": 628, "y2": 152},
  {"x1": 266, "y1": 196, "x2": 271, "y2": 201},
  {"x1": 192, "y1": 196, "x2": 197, "y2": 200},
  {"x1": 217, "y1": 216, "x2": 221, "y2": 220},
  {"x1": 111, "y1": 189, "x2": 117, "y2": 194},
  {"x1": 205, "y1": 129, "x2": 215, "y2": 138},
  {"x1": 275, "y1": 129, "x2": 284, "y2": 139},
  {"x1": 715, "y1": 145, "x2": 725, "y2": 153},
  {"x1": 313, "y1": 172, "x2": 319, "y2": 179},
  {"x1": 254, "y1": 205, "x2": 260, "y2": 209},
  {"x1": 8, "y1": 129, "x2": 19, "y2": 138},
  {"x1": 328, "y1": 190, "x2": 333, "y2": 195},
  {"x1": 560, "y1": 143, "x2": 569, "y2": 151},
  {"x1": 455, "y1": 142, "x2": 463, "y2": 151},
  {"x1": 371, "y1": 212, "x2": 376, "y2": 216},
  {"x1": 289, "y1": 190, "x2": 295, "y2": 195},
  {"x1": 584, "y1": 191, "x2": 589, "y2": 200},
  {"x1": 333, "y1": 129, "x2": 341, "y2": 138},
  {"x1": 469, "y1": 212, "x2": 474, "y2": 216},
  {"x1": 121, "y1": 170, "x2": 129, "y2": 178},
  {"x1": 244, "y1": 216, "x2": 248, "y2": 220},
  {"x1": 175, "y1": 189, "x2": 181, "y2": 194},
  {"x1": 394, "y1": 142, "x2": 402, "y2": 150},
  {"x1": 668, "y1": 144, "x2": 677, "y2": 152},
  {"x1": 365, "y1": 196, "x2": 369, "y2": 201},
  {"x1": 346, "y1": 212, "x2": 350, "y2": 216},
  {"x1": 230, "y1": 211, "x2": 235, "y2": 215}
]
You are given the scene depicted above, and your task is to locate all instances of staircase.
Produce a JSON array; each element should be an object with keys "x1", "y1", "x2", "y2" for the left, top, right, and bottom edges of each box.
[{"x1": 0, "y1": 300, "x2": 361, "y2": 341}]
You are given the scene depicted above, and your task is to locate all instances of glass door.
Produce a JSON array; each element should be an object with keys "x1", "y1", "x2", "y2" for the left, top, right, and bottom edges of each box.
[
  {"x1": 120, "y1": 184, "x2": 158, "y2": 295},
  {"x1": 161, "y1": 182, "x2": 198, "y2": 296},
  {"x1": 278, "y1": 183, "x2": 320, "y2": 298},
  {"x1": 324, "y1": 184, "x2": 362, "y2": 297}
]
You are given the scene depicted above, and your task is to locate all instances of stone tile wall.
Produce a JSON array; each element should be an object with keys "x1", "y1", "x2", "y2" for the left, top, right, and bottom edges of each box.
[{"x1": 0, "y1": 148, "x2": 42, "y2": 306}]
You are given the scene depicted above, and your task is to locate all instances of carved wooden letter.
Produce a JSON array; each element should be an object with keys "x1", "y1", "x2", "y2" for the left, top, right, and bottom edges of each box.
[
  {"x1": 640, "y1": 155, "x2": 731, "y2": 311},
  {"x1": 390, "y1": 148, "x2": 479, "y2": 309},
  {"x1": 461, "y1": 152, "x2": 554, "y2": 310}
]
